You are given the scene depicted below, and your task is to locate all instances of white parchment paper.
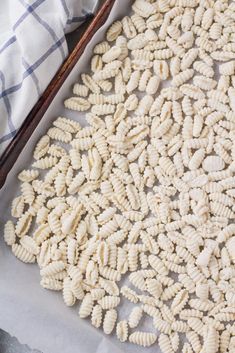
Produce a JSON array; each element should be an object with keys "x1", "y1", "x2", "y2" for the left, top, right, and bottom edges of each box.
[{"x1": 0, "y1": 0, "x2": 161, "y2": 352}]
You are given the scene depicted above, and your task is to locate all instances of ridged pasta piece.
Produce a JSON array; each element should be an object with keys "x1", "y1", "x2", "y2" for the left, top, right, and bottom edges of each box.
[
  {"x1": 33, "y1": 135, "x2": 50, "y2": 160},
  {"x1": 193, "y1": 75, "x2": 217, "y2": 91},
  {"x1": 154, "y1": 60, "x2": 169, "y2": 80},
  {"x1": 73, "y1": 83, "x2": 89, "y2": 97},
  {"x1": 181, "y1": 49, "x2": 198, "y2": 72},
  {"x1": 81, "y1": 73, "x2": 100, "y2": 93},
  {"x1": 153, "y1": 317, "x2": 171, "y2": 334},
  {"x1": 185, "y1": 331, "x2": 202, "y2": 352},
  {"x1": 11, "y1": 195, "x2": 25, "y2": 218},
  {"x1": 93, "y1": 41, "x2": 110, "y2": 54},
  {"x1": 180, "y1": 84, "x2": 205, "y2": 99},
  {"x1": 129, "y1": 331, "x2": 157, "y2": 347},
  {"x1": 103, "y1": 309, "x2": 117, "y2": 334},
  {"x1": 172, "y1": 69, "x2": 194, "y2": 87},
  {"x1": 131, "y1": 13, "x2": 146, "y2": 32},
  {"x1": 91, "y1": 55, "x2": 103, "y2": 73},
  {"x1": 15, "y1": 212, "x2": 32, "y2": 237},
  {"x1": 116, "y1": 37, "x2": 128, "y2": 63},
  {"x1": 99, "y1": 277, "x2": 119, "y2": 296},
  {"x1": 202, "y1": 326, "x2": 219, "y2": 353},
  {"x1": 121, "y1": 286, "x2": 138, "y2": 303},
  {"x1": 158, "y1": 333, "x2": 174, "y2": 353},
  {"x1": 128, "y1": 306, "x2": 143, "y2": 328},
  {"x1": 98, "y1": 295, "x2": 120, "y2": 310},
  {"x1": 12, "y1": 244, "x2": 35, "y2": 263},
  {"x1": 4, "y1": 220, "x2": 16, "y2": 246},
  {"x1": 102, "y1": 46, "x2": 121, "y2": 64},
  {"x1": 18, "y1": 169, "x2": 39, "y2": 183},
  {"x1": 93, "y1": 60, "x2": 122, "y2": 81},
  {"x1": 193, "y1": 60, "x2": 214, "y2": 78},
  {"x1": 91, "y1": 304, "x2": 102, "y2": 328},
  {"x1": 132, "y1": 0, "x2": 156, "y2": 17},
  {"x1": 106, "y1": 21, "x2": 122, "y2": 42},
  {"x1": 220, "y1": 330, "x2": 230, "y2": 353},
  {"x1": 188, "y1": 317, "x2": 204, "y2": 337},
  {"x1": 32, "y1": 156, "x2": 58, "y2": 169},
  {"x1": 182, "y1": 342, "x2": 193, "y2": 353},
  {"x1": 143, "y1": 81, "x2": 158, "y2": 103},
  {"x1": 188, "y1": 148, "x2": 205, "y2": 171},
  {"x1": 40, "y1": 261, "x2": 65, "y2": 277},
  {"x1": 64, "y1": 97, "x2": 90, "y2": 111},
  {"x1": 21, "y1": 182, "x2": 35, "y2": 205},
  {"x1": 79, "y1": 293, "x2": 94, "y2": 318},
  {"x1": 40, "y1": 277, "x2": 63, "y2": 291},
  {"x1": 62, "y1": 277, "x2": 75, "y2": 306},
  {"x1": 20, "y1": 235, "x2": 39, "y2": 255},
  {"x1": 116, "y1": 320, "x2": 128, "y2": 342}
]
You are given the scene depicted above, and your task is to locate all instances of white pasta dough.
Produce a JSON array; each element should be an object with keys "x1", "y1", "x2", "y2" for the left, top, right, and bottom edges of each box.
[{"x1": 3, "y1": 0, "x2": 235, "y2": 351}]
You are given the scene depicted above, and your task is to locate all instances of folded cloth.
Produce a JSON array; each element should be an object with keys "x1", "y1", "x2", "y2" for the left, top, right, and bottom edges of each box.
[{"x1": 0, "y1": 0, "x2": 98, "y2": 156}]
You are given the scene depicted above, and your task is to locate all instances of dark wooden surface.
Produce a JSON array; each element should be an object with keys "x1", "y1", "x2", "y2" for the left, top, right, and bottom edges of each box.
[{"x1": 0, "y1": 0, "x2": 115, "y2": 352}]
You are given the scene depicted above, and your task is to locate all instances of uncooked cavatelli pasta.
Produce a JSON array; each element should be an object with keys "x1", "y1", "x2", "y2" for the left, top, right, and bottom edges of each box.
[
  {"x1": 40, "y1": 277, "x2": 63, "y2": 291},
  {"x1": 103, "y1": 309, "x2": 117, "y2": 334},
  {"x1": 122, "y1": 16, "x2": 136, "y2": 39},
  {"x1": 91, "y1": 55, "x2": 103, "y2": 73},
  {"x1": 91, "y1": 304, "x2": 102, "y2": 328},
  {"x1": 81, "y1": 75, "x2": 100, "y2": 95},
  {"x1": 79, "y1": 293, "x2": 94, "y2": 319},
  {"x1": 73, "y1": 83, "x2": 89, "y2": 97},
  {"x1": 20, "y1": 236, "x2": 39, "y2": 255},
  {"x1": 129, "y1": 331, "x2": 157, "y2": 347},
  {"x1": 138, "y1": 69, "x2": 152, "y2": 92},
  {"x1": 15, "y1": 212, "x2": 32, "y2": 237},
  {"x1": 146, "y1": 76, "x2": 160, "y2": 95},
  {"x1": 106, "y1": 21, "x2": 122, "y2": 42},
  {"x1": 40, "y1": 261, "x2": 65, "y2": 277},
  {"x1": 64, "y1": 97, "x2": 91, "y2": 112},
  {"x1": 18, "y1": 169, "x2": 39, "y2": 182},
  {"x1": 4, "y1": 0, "x2": 235, "y2": 349},
  {"x1": 128, "y1": 306, "x2": 143, "y2": 328},
  {"x1": 33, "y1": 135, "x2": 50, "y2": 160},
  {"x1": 121, "y1": 286, "x2": 138, "y2": 304},
  {"x1": 154, "y1": 60, "x2": 169, "y2": 80},
  {"x1": 93, "y1": 60, "x2": 122, "y2": 81},
  {"x1": 180, "y1": 84, "x2": 205, "y2": 99},
  {"x1": 4, "y1": 220, "x2": 16, "y2": 246},
  {"x1": 98, "y1": 295, "x2": 120, "y2": 310},
  {"x1": 12, "y1": 244, "x2": 35, "y2": 263},
  {"x1": 62, "y1": 277, "x2": 75, "y2": 306},
  {"x1": 172, "y1": 69, "x2": 194, "y2": 87},
  {"x1": 11, "y1": 195, "x2": 25, "y2": 218},
  {"x1": 102, "y1": 46, "x2": 121, "y2": 63},
  {"x1": 193, "y1": 75, "x2": 217, "y2": 91},
  {"x1": 116, "y1": 320, "x2": 128, "y2": 342},
  {"x1": 131, "y1": 13, "x2": 146, "y2": 32},
  {"x1": 158, "y1": 333, "x2": 174, "y2": 353},
  {"x1": 153, "y1": 317, "x2": 171, "y2": 335},
  {"x1": 93, "y1": 41, "x2": 110, "y2": 54}
]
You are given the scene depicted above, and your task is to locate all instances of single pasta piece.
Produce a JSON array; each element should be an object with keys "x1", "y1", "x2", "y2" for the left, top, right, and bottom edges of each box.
[{"x1": 129, "y1": 331, "x2": 157, "y2": 347}]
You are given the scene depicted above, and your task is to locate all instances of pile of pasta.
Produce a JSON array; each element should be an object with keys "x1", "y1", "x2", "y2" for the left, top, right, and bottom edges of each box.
[{"x1": 4, "y1": 0, "x2": 235, "y2": 351}]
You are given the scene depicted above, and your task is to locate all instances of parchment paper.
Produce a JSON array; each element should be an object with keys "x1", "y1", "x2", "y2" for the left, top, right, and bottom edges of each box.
[{"x1": 0, "y1": 0, "x2": 161, "y2": 352}]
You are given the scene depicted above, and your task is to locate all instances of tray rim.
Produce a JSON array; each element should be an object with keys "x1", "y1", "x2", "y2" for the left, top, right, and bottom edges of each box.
[{"x1": 0, "y1": 0, "x2": 116, "y2": 189}]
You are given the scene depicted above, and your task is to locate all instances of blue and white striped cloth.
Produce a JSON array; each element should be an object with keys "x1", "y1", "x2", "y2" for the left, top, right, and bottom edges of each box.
[{"x1": 0, "y1": 0, "x2": 98, "y2": 156}]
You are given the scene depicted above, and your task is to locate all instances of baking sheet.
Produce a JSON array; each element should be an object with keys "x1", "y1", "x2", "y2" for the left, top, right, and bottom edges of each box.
[{"x1": 0, "y1": 1, "x2": 160, "y2": 352}]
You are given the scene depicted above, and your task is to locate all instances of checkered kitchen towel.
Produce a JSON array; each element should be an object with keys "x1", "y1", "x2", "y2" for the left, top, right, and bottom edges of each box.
[{"x1": 0, "y1": 0, "x2": 98, "y2": 156}]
